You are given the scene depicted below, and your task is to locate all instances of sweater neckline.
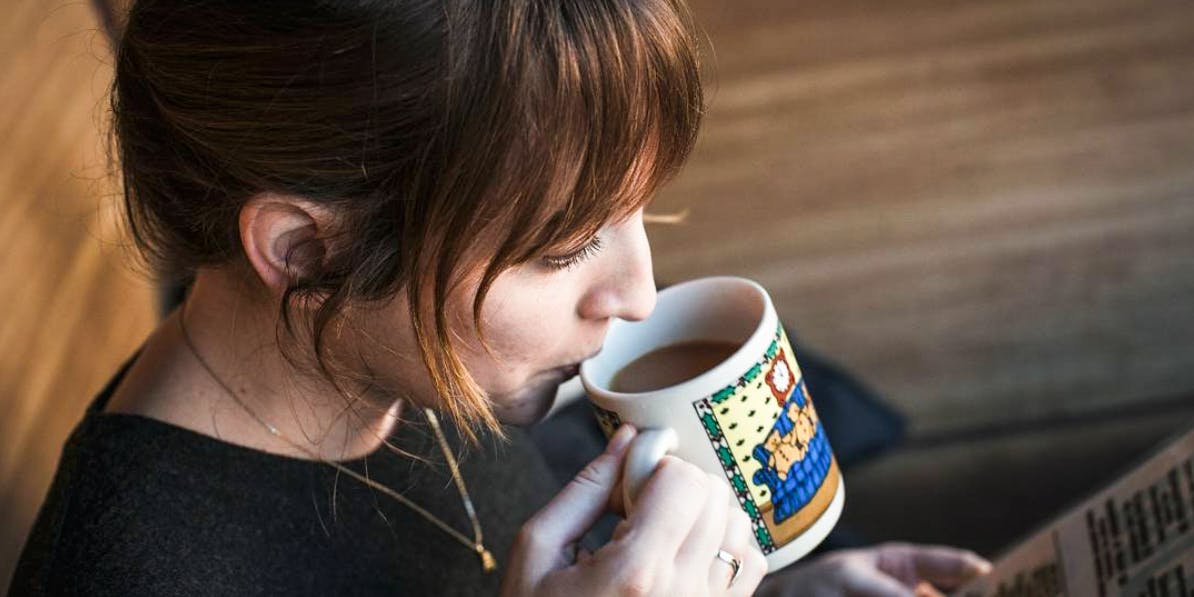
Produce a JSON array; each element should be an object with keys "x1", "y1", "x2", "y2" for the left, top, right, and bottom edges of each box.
[{"x1": 83, "y1": 347, "x2": 423, "y2": 471}]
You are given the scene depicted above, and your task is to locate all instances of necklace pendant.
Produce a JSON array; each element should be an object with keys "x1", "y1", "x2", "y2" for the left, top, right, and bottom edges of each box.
[{"x1": 479, "y1": 547, "x2": 497, "y2": 573}]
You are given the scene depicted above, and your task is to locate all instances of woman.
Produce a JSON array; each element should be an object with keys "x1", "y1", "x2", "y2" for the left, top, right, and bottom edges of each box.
[{"x1": 10, "y1": 1, "x2": 990, "y2": 595}]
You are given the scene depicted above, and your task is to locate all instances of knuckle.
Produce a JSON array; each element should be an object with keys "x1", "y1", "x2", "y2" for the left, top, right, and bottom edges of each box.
[
  {"x1": 513, "y1": 520, "x2": 537, "y2": 547},
  {"x1": 573, "y1": 456, "x2": 612, "y2": 488},
  {"x1": 824, "y1": 552, "x2": 854, "y2": 573},
  {"x1": 705, "y1": 471, "x2": 725, "y2": 490},
  {"x1": 728, "y1": 504, "x2": 750, "y2": 522},
  {"x1": 843, "y1": 556, "x2": 874, "y2": 576},
  {"x1": 619, "y1": 580, "x2": 651, "y2": 597},
  {"x1": 727, "y1": 507, "x2": 752, "y2": 532},
  {"x1": 656, "y1": 456, "x2": 707, "y2": 490},
  {"x1": 653, "y1": 455, "x2": 686, "y2": 476},
  {"x1": 513, "y1": 519, "x2": 550, "y2": 555},
  {"x1": 614, "y1": 564, "x2": 656, "y2": 597},
  {"x1": 707, "y1": 473, "x2": 733, "y2": 501}
]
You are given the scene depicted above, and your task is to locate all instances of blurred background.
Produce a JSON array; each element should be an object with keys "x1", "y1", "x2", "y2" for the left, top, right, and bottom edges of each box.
[{"x1": 3, "y1": 0, "x2": 1194, "y2": 587}]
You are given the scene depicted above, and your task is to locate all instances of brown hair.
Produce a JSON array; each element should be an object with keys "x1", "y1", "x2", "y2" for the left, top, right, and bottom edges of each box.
[{"x1": 112, "y1": 0, "x2": 704, "y2": 443}]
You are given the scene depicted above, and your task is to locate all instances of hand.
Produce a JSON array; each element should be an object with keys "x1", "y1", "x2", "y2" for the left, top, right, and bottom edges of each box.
[
  {"x1": 501, "y1": 424, "x2": 768, "y2": 597},
  {"x1": 755, "y1": 542, "x2": 993, "y2": 597}
]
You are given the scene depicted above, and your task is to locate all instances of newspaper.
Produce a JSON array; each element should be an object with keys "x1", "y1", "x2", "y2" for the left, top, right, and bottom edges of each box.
[{"x1": 954, "y1": 423, "x2": 1194, "y2": 597}]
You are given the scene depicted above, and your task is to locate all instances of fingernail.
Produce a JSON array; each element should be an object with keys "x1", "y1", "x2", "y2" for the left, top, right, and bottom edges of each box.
[
  {"x1": 973, "y1": 558, "x2": 993, "y2": 575},
  {"x1": 606, "y1": 424, "x2": 636, "y2": 454}
]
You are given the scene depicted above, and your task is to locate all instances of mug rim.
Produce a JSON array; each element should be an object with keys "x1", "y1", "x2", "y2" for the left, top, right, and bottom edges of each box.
[{"x1": 579, "y1": 275, "x2": 778, "y2": 406}]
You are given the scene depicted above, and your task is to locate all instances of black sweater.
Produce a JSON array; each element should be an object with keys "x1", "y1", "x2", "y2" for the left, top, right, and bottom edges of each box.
[{"x1": 9, "y1": 353, "x2": 560, "y2": 596}]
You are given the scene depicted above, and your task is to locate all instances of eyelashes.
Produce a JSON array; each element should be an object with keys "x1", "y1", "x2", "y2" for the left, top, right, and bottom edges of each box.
[{"x1": 541, "y1": 236, "x2": 605, "y2": 271}]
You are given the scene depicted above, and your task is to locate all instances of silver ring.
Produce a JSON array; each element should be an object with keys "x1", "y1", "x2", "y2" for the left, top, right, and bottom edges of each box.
[{"x1": 714, "y1": 548, "x2": 742, "y2": 588}]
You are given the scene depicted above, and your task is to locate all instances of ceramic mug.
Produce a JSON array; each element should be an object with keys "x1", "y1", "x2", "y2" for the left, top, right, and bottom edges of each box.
[{"x1": 580, "y1": 276, "x2": 844, "y2": 572}]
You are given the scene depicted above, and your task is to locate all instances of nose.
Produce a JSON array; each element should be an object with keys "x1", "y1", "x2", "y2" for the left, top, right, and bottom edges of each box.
[
  {"x1": 578, "y1": 218, "x2": 657, "y2": 322},
  {"x1": 579, "y1": 269, "x2": 656, "y2": 323},
  {"x1": 615, "y1": 261, "x2": 657, "y2": 322},
  {"x1": 578, "y1": 254, "x2": 657, "y2": 322}
]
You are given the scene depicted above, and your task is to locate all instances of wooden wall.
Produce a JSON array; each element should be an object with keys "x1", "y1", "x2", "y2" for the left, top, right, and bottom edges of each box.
[
  {"x1": 0, "y1": 0, "x2": 156, "y2": 586},
  {"x1": 3, "y1": 0, "x2": 1193, "y2": 585},
  {"x1": 661, "y1": 0, "x2": 1194, "y2": 434}
]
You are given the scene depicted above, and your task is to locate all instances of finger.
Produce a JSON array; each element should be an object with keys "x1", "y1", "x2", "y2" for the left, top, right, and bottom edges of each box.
[
  {"x1": 622, "y1": 456, "x2": 710, "y2": 558},
  {"x1": 721, "y1": 507, "x2": 768, "y2": 597},
  {"x1": 516, "y1": 424, "x2": 636, "y2": 578},
  {"x1": 676, "y1": 473, "x2": 728, "y2": 575},
  {"x1": 914, "y1": 581, "x2": 948, "y2": 597},
  {"x1": 710, "y1": 548, "x2": 738, "y2": 596},
  {"x1": 609, "y1": 474, "x2": 628, "y2": 518},
  {"x1": 610, "y1": 517, "x2": 634, "y2": 544},
  {"x1": 906, "y1": 545, "x2": 993, "y2": 589}
]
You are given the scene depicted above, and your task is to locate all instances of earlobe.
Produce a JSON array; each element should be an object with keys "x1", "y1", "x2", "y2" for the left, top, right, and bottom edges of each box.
[{"x1": 239, "y1": 194, "x2": 330, "y2": 294}]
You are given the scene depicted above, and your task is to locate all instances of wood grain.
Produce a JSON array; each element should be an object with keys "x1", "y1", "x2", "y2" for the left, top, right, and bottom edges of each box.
[
  {"x1": 656, "y1": 0, "x2": 1194, "y2": 434},
  {"x1": 0, "y1": 0, "x2": 155, "y2": 586}
]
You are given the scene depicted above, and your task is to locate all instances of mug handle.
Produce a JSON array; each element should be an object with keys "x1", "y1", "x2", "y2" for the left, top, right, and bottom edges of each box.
[{"x1": 621, "y1": 427, "x2": 679, "y2": 511}]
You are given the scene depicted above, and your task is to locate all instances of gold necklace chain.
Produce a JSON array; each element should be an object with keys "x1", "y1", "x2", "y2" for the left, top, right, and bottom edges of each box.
[{"x1": 176, "y1": 308, "x2": 496, "y2": 573}]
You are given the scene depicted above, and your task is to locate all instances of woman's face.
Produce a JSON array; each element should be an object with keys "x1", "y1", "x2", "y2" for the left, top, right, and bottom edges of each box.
[{"x1": 357, "y1": 208, "x2": 657, "y2": 425}]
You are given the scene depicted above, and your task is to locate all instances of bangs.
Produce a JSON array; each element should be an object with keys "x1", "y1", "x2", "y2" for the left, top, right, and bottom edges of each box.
[
  {"x1": 453, "y1": 0, "x2": 706, "y2": 268},
  {"x1": 510, "y1": 0, "x2": 706, "y2": 254}
]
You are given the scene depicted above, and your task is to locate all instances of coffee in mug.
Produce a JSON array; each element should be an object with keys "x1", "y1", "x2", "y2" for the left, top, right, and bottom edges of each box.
[{"x1": 609, "y1": 340, "x2": 739, "y2": 394}]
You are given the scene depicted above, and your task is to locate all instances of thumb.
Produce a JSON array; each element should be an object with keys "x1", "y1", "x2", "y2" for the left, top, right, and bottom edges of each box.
[
  {"x1": 907, "y1": 545, "x2": 993, "y2": 589},
  {"x1": 518, "y1": 425, "x2": 636, "y2": 574}
]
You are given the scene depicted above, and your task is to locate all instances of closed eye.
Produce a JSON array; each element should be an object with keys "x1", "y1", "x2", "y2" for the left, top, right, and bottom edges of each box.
[{"x1": 541, "y1": 236, "x2": 604, "y2": 271}]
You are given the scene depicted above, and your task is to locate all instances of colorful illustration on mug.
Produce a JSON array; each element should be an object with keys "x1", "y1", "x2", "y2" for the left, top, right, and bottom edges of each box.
[
  {"x1": 751, "y1": 377, "x2": 836, "y2": 531},
  {"x1": 693, "y1": 324, "x2": 840, "y2": 554}
]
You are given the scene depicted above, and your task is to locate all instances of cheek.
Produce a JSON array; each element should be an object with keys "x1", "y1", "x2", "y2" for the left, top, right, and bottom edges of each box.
[
  {"x1": 338, "y1": 274, "x2": 579, "y2": 413},
  {"x1": 473, "y1": 309, "x2": 558, "y2": 382},
  {"x1": 463, "y1": 272, "x2": 578, "y2": 387}
]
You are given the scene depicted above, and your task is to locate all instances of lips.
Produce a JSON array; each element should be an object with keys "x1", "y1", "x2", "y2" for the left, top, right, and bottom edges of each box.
[
  {"x1": 558, "y1": 363, "x2": 581, "y2": 379},
  {"x1": 551, "y1": 350, "x2": 600, "y2": 380}
]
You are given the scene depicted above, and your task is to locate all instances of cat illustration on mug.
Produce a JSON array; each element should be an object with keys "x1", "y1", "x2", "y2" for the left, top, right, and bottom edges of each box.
[
  {"x1": 761, "y1": 388, "x2": 820, "y2": 481},
  {"x1": 751, "y1": 349, "x2": 835, "y2": 527}
]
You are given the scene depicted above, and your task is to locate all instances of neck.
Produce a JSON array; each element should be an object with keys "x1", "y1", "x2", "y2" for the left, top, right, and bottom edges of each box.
[{"x1": 170, "y1": 268, "x2": 404, "y2": 462}]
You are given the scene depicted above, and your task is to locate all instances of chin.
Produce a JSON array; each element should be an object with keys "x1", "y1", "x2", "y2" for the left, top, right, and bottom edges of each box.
[{"x1": 490, "y1": 378, "x2": 561, "y2": 426}]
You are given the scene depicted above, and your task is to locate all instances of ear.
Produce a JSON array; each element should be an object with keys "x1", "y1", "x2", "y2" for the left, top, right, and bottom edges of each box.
[{"x1": 239, "y1": 193, "x2": 334, "y2": 294}]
